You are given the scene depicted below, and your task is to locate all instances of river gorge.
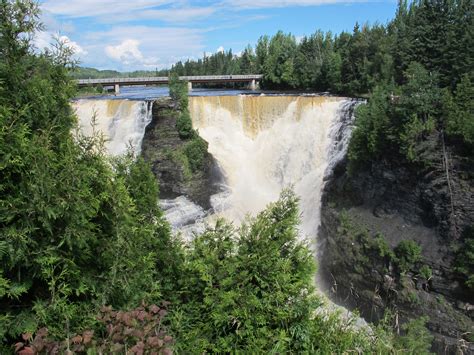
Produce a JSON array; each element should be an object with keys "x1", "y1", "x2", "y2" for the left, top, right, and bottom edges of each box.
[{"x1": 72, "y1": 92, "x2": 473, "y2": 353}]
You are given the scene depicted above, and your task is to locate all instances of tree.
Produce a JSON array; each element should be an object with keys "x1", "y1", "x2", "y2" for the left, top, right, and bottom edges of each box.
[
  {"x1": 263, "y1": 31, "x2": 298, "y2": 88},
  {"x1": 0, "y1": 0, "x2": 180, "y2": 344},
  {"x1": 173, "y1": 191, "x2": 331, "y2": 352},
  {"x1": 445, "y1": 75, "x2": 474, "y2": 146}
]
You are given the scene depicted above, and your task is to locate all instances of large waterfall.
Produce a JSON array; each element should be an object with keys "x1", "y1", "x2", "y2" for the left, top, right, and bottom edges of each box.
[
  {"x1": 73, "y1": 99, "x2": 153, "y2": 156},
  {"x1": 189, "y1": 95, "x2": 356, "y2": 242},
  {"x1": 73, "y1": 95, "x2": 357, "y2": 243}
]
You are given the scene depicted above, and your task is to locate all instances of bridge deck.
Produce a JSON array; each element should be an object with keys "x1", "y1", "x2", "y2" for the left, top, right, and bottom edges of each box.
[{"x1": 76, "y1": 75, "x2": 263, "y2": 87}]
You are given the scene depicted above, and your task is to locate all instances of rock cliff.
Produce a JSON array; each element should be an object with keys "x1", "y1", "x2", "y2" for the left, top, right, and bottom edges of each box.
[
  {"x1": 318, "y1": 147, "x2": 474, "y2": 353},
  {"x1": 141, "y1": 97, "x2": 221, "y2": 209}
]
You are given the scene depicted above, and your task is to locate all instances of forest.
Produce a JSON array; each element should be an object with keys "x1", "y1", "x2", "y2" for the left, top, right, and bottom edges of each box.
[{"x1": 1, "y1": 0, "x2": 472, "y2": 353}]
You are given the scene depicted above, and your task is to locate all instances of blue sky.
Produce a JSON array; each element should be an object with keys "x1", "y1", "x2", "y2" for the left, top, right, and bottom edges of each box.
[{"x1": 36, "y1": 0, "x2": 398, "y2": 72}]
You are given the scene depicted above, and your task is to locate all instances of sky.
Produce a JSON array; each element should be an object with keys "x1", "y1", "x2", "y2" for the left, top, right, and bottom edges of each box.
[{"x1": 36, "y1": 0, "x2": 398, "y2": 72}]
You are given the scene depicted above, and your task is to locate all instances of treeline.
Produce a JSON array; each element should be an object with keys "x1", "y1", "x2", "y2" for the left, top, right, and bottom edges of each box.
[
  {"x1": 172, "y1": 0, "x2": 472, "y2": 95},
  {"x1": 0, "y1": 1, "x2": 434, "y2": 354},
  {"x1": 346, "y1": 0, "x2": 473, "y2": 294},
  {"x1": 70, "y1": 67, "x2": 169, "y2": 79}
]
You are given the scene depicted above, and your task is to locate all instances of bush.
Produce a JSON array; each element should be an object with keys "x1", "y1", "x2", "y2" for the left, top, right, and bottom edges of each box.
[
  {"x1": 445, "y1": 75, "x2": 474, "y2": 147},
  {"x1": 176, "y1": 111, "x2": 194, "y2": 139},
  {"x1": 14, "y1": 303, "x2": 173, "y2": 354},
  {"x1": 454, "y1": 226, "x2": 474, "y2": 289},
  {"x1": 395, "y1": 240, "x2": 422, "y2": 272},
  {"x1": 419, "y1": 265, "x2": 432, "y2": 280},
  {"x1": 395, "y1": 316, "x2": 433, "y2": 354},
  {"x1": 168, "y1": 72, "x2": 188, "y2": 108},
  {"x1": 184, "y1": 136, "x2": 208, "y2": 173}
]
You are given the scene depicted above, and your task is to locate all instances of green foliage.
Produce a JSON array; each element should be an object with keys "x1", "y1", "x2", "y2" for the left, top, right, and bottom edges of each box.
[
  {"x1": 169, "y1": 0, "x2": 473, "y2": 167},
  {"x1": 169, "y1": 71, "x2": 210, "y2": 176},
  {"x1": 15, "y1": 303, "x2": 173, "y2": 354},
  {"x1": 0, "y1": 1, "x2": 439, "y2": 353},
  {"x1": 395, "y1": 240, "x2": 422, "y2": 273},
  {"x1": 168, "y1": 72, "x2": 188, "y2": 109},
  {"x1": 170, "y1": 136, "x2": 209, "y2": 178},
  {"x1": 170, "y1": 190, "x2": 409, "y2": 353},
  {"x1": 419, "y1": 265, "x2": 432, "y2": 280},
  {"x1": 348, "y1": 85, "x2": 394, "y2": 166},
  {"x1": 175, "y1": 110, "x2": 194, "y2": 139},
  {"x1": 0, "y1": 0, "x2": 181, "y2": 344},
  {"x1": 445, "y1": 75, "x2": 474, "y2": 146},
  {"x1": 454, "y1": 226, "x2": 474, "y2": 290},
  {"x1": 184, "y1": 136, "x2": 208, "y2": 173},
  {"x1": 395, "y1": 316, "x2": 434, "y2": 354},
  {"x1": 174, "y1": 190, "x2": 316, "y2": 352},
  {"x1": 337, "y1": 212, "x2": 396, "y2": 275}
]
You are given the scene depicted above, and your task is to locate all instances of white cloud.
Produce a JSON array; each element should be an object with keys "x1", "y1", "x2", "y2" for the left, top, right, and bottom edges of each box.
[
  {"x1": 59, "y1": 35, "x2": 88, "y2": 56},
  {"x1": 42, "y1": 0, "x2": 174, "y2": 18},
  {"x1": 216, "y1": 46, "x2": 225, "y2": 53},
  {"x1": 34, "y1": 31, "x2": 53, "y2": 50},
  {"x1": 85, "y1": 26, "x2": 206, "y2": 70},
  {"x1": 34, "y1": 32, "x2": 87, "y2": 57},
  {"x1": 105, "y1": 39, "x2": 158, "y2": 66},
  {"x1": 223, "y1": 0, "x2": 365, "y2": 9},
  {"x1": 123, "y1": 7, "x2": 216, "y2": 23}
]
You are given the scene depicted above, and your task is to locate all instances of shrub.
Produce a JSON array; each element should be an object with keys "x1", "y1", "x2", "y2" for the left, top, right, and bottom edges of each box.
[
  {"x1": 176, "y1": 111, "x2": 194, "y2": 139},
  {"x1": 184, "y1": 136, "x2": 208, "y2": 172},
  {"x1": 14, "y1": 303, "x2": 173, "y2": 354},
  {"x1": 395, "y1": 240, "x2": 422, "y2": 272},
  {"x1": 168, "y1": 72, "x2": 188, "y2": 108},
  {"x1": 395, "y1": 316, "x2": 433, "y2": 354},
  {"x1": 454, "y1": 226, "x2": 474, "y2": 289},
  {"x1": 419, "y1": 265, "x2": 432, "y2": 280}
]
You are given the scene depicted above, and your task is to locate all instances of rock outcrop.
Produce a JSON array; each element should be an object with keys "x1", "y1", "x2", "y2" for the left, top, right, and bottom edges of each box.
[
  {"x1": 141, "y1": 97, "x2": 222, "y2": 209},
  {"x1": 318, "y1": 149, "x2": 474, "y2": 353}
]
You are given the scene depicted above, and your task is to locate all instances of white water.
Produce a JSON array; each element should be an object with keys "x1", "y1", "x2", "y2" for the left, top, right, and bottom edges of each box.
[
  {"x1": 189, "y1": 95, "x2": 356, "y2": 245},
  {"x1": 72, "y1": 95, "x2": 357, "y2": 245},
  {"x1": 73, "y1": 99, "x2": 153, "y2": 156}
]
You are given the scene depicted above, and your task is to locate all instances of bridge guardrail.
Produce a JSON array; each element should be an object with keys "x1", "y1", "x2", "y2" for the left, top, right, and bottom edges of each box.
[{"x1": 76, "y1": 75, "x2": 263, "y2": 86}]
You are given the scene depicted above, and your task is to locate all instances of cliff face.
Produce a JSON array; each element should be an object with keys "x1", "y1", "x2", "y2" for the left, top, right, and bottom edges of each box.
[
  {"x1": 318, "y1": 151, "x2": 474, "y2": 353},
  {"x1": 141, "y1": 97, "x2": 221, "y2": 209}
]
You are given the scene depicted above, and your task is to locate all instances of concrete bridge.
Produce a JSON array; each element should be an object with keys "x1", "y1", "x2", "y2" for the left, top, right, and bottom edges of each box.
[{"x1": 76, "y1": 74, "x2": 263, "y2": 94}]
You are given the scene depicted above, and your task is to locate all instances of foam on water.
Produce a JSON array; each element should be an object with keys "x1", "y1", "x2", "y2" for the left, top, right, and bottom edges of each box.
[
  {"x1": 73, "y1": 99, "x2": 153, "y2": 156},
  {"x1": 189, "y1": 95, "x2": 358, "y2": 244}
]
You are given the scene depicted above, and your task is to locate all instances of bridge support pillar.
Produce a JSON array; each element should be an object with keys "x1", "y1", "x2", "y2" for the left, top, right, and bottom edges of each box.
[
  {"x1": 114, "y1": 84, "x2": 120, "y2": 95},
  {"x1": 249, "y1": 79, "x2": 257, "y2": 91},
  {"x1": 187, "y1": 81, "x2": 193, "y2": 91}
]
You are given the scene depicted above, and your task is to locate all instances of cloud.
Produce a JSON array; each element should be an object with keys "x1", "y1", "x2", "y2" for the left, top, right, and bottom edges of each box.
[
  {"x1": 84, "y1": 26, "x2": 206, "y2": 70},
  {"x1": 216, "y1": 46, "x2": 225, "y2": 53},
  {"x1": 59, "y1": 35, "x2": 88, "y2": 56},
  {"x1": 34, "y1": 32, "x2": 87, "y2": 57},
  {"x1": 122, "y1": 7, "x2": 217, "y2": 24},
  {"x1": 105, "y1": 39, "x2": 158, "y2": 66},
  {"x1": 223, "y1": 0, "x2": 366, "y2": 9},
  {"x1": 38, "y1": 0, "x2": 376, "y2": 71},
  {"x1": 42, "y1": 0, "x2": 174, "y2": 18}
]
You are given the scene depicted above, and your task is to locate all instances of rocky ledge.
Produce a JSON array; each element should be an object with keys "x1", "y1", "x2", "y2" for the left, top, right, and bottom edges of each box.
[
  {"x1": 318, "y1": 154, "x2": 473, "y2": 354},
  {"x1": 141, "y1": 97, "x2": 222, "y2": 209}
]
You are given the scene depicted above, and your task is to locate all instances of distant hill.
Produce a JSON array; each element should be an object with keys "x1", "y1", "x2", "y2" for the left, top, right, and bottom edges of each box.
[{"x1": 70, "y1": 66, "x2": 170, "y2": 79}]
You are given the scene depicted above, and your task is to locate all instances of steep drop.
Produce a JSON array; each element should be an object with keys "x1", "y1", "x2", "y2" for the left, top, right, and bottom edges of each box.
[
  {"x1": 73, "y1": 99, "x2": 153, "y2": 156},
  {"x1": 189, "y1": 95, "x2": 357, "y2": 241}
]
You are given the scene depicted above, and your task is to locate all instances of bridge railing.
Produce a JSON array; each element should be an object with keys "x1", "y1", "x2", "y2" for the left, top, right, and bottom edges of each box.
[{"x1": 76, "y1": 74, "x2": 263, "y2": 86}]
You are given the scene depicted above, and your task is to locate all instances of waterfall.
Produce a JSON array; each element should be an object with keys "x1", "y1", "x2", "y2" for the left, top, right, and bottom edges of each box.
[
  {"x1": 73, "y1": 99, "x2": 153, "y2": 156},
  {"x1": 72, "y1": 95, "x2": 359, "y2": 244},
  {"x1": 189, "y1": 95, "x2": 358, "y2": 244}
]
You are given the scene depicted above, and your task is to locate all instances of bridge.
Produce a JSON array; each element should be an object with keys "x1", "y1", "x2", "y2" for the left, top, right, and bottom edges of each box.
[{"x1": 76, "y1": 75, "x2": 263, "y2": 94}]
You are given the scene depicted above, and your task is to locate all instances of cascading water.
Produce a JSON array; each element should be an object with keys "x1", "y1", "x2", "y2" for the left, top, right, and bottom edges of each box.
[
  {"x1": 72, "y1": 93, "x2": 364, "y2": 324},
  {"x1": 73, "y1": 99, "x2": 153, "y2": 156},
  {"x1": 189, "y1": 95, "x2": 358, "y2": 245},
  {"x1": 72, "y1": 95, "x2": 359, "y2": 244}
]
